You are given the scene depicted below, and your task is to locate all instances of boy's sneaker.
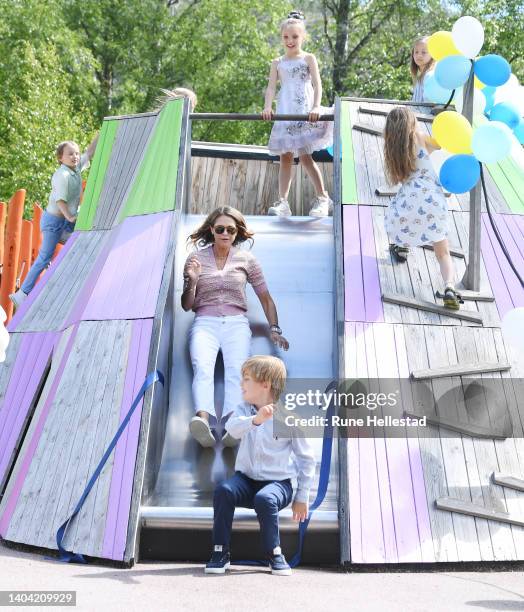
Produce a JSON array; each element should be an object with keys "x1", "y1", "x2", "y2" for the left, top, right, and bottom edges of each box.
[
  {"x1": 205, "y1": 545, "x2": 230, "y2": 574},
  {"x1": 9, "y1": 289, "x2": 27, "y2": 310},
  {"x1": 189, "y1": 416, "x2": 216, "y2": 447},
  {"x1": 267, "y1": 546, "x2": 292, "y2": 575},
  {"x1": 268, "y1": 198, "x2": 291, "y2": 216},
  {"x1": 309, "y1": 195, "x2": 333, "y2": 218},
  {"x1": 221, "y1": 430, "x2": 240, "y2": 447}
]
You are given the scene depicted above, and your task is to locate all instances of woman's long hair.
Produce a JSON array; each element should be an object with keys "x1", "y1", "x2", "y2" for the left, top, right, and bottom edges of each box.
[
  {"x1": 187, "y1": 206, "x2": 254, "y2": 248},
  {"x1": 384, "y1": 106, "x2": 418, "y2": 185},
  {"x1": 410, "y1": 36, "x2": 434, "y2": 84}
]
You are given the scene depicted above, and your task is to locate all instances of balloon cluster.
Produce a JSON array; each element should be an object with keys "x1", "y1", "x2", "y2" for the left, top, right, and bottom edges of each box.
[{"x1": 423, "y1": 16, "x2": 524, "y2": 194}]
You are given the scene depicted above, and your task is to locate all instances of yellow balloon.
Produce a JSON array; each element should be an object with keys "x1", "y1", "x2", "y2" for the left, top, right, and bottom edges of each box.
[
  {"x1": 432, "y1": 111, "x2": 473, "y2": 154},
  {"x1": 427, "y1": 31, "x2": 461, "y2": 61},
  {"x1": 474, "y1": 76, "x2": 486, "y2": 89}
]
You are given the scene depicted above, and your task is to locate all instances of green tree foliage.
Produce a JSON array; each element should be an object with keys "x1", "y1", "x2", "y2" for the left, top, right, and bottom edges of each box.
[
  {"x1": 0, "y1": 0, "x2": 522, "y2": 210},
  {"x1": 0, "y1": 0, "x2": 97, "y2": 214}
]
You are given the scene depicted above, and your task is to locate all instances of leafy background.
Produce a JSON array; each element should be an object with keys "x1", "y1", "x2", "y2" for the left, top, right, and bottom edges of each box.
[{"x1": 0, "y1": 0, "x2": 522, "y2": 213}]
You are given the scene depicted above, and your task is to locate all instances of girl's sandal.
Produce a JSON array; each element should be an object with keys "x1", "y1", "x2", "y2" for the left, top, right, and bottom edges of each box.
[
  {"x1": 443, "y1": 287, "x2": 463, "y2": 310},
  {"x1": 390, "y1": 244, "x2": 410, "y2": 262}
]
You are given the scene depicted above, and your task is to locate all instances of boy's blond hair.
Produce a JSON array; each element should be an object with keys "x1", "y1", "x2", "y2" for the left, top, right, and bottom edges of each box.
[
  {"x1": 242, "y1": 355, "x2": 286, "y2": 401},
  {"x1": 56, "y1": 141, "x2": 79, "y2": 162}
]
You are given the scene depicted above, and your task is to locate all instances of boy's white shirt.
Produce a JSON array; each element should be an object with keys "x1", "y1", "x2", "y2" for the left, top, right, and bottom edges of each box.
[
  {"x1": 225, "y1": 401, "x2": 315, "y2": 504},
  {"x1": 47, "y1": 153, "x2": 90, "y2": 217}
]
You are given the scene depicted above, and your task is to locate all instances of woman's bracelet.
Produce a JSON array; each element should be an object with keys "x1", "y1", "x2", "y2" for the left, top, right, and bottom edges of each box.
[{"x1": 270, "y1": 324, "x2": 282, "y2": 335}]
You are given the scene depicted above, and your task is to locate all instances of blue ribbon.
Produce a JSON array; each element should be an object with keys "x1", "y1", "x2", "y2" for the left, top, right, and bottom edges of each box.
[{"x1": 55, "y1": 370, "x2": 164, "y2": 563}]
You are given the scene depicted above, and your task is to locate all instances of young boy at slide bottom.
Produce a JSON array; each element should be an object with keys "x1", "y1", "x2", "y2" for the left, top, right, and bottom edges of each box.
[{"x1": 206, "y1": 355, "x2": 315, "y2": 576}]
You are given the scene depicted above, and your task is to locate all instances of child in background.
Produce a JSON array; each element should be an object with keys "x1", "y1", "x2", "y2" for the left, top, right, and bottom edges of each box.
[
  {"x1": 383, "y1": 106, "x2": 461, "y2": 310},
  {"x1": 155, "y1": 87, "x2": 197, "y2": 112},
  {"x1": 262, "y1": 11, "x2": 333, "y2": 218},
  {"x1": 411, "y1": 36, "x2": 434, "y2": 102},
  {"x1": 205, "y1": 355, "x2": 315, "y2": 576},
  {"x1": 9, "y1": 136, "x2": 98, "y2": 309}
]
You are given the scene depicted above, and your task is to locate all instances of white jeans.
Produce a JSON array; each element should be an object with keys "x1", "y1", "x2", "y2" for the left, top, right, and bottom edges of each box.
[{"x1": 189, "y1": 315, "x2": 252, "y2": 419}]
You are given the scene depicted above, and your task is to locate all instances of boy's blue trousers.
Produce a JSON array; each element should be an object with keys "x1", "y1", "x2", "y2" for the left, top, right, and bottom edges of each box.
[{"x1": 213, "y1": 471, "x2": 293, "y2": 553}]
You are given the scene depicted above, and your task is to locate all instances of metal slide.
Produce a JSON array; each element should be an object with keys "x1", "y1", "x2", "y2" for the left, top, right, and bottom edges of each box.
[{"x1": 140, "y1": 213, "x2": 339, "y2": 562}]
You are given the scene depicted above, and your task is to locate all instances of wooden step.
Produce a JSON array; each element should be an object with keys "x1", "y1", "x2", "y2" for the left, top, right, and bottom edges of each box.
[
  {"x1": 353, "y1": 123, "x2": 382, "y2": 137},
  {"x1": 359, "y1": 106, "x2": 433, "y2": 123},
  {"x1": 435, "y1": 289, "x2": 495, "y2": 302},
  {"x1": 435, "y1": 497, "x2": 524, "y2": 528},
  {"x1": 405, "y1": 411, "x2": 511, "y2": 439},
  {"x1": 410, "y1": 361, "x2": 511, "y2": 380},
  {"x1": 375, "y1": 187, "x2": 451, "y2": 199},
  {"x1": 492, "y1": 473, "x2": 524, "y2": 492},
  {"x1": 382, "y1": 292, "x2": 483, "y2": 323},
  {"x1": 422, "y1": 244, "x2": 463, "y2": 258}
]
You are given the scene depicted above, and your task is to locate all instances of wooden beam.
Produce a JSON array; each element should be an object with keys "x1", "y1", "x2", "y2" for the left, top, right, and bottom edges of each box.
[
  {"x1": 190, "y1": 113, "x2": 334, "y2": 121},
  {"x1": 422, "y1": 244, "x2": 464, "y2": 258},
  {"x1": 359, "y1": 106, "x2": 433, "y2": 123},
  {"x1": 435, "y1": 497, "x2": 524, "y2": 528},
  {"x1": 492, "y1": 473, "x2": 524, "y2": 492},
  {"x1": 353, "y1": 123, "x2": 382, "y2": 137},
  {"x1": 375, "y1": 187, "x2": 451, "y2": 199},
  {"x1": 405, "y1": 411, "x2": 511, "y2": 439},
  {"x1": 381, "y1": 292, "x2": 483, "y2": 323},
  {"x1": 435, "y1": 289, "x2": 495, "y2": 302},
  {"x1": 410, "y1": 361, "x2": 511, "y2": 380}
]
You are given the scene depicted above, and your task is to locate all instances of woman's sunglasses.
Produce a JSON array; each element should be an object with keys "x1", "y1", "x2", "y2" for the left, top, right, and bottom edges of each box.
[{"x1": 213, "y1": 225, "x2": 237, "y2": 235}]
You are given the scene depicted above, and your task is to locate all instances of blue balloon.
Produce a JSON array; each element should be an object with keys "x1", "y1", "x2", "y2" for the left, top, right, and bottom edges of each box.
[
  {"x1": 440, "y1": 155, "x2": 480, "y2": 194},
  {"x1": 435, "y1": 55, "x2": 472, "y2": 90},
  {"x1": 482, "y1": 86, "x2": 497, "y2": 113},
  {"x1": 514, "y1": 119, "x2": 524, "y2": 145},
  {"x1": 490, "y1": 102, "x2": 521, "y2": 130},
  {"x1": 424, "y1": 74, "x2": 454, "y2": 104},
  {"x1": 474, "y1": 55, "x2": 511, "y2": 87},
  {"x1": 472, "y1": 122, "x2": 512, "y2": 163}
]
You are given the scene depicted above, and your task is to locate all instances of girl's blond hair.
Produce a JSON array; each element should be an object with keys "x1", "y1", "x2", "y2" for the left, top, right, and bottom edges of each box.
[
  {"x1": 410, "y1": 36, "x2": 435, "y2": 83},
  {"x1": 280, "y1": 10, "x2": 306, "y2": 33},
  {"x1": 242, "y1": 355, "x2": 287, "y2": 401},
  {"x1": 384, "y1": 106, "x2": 418, "y2": 185}
]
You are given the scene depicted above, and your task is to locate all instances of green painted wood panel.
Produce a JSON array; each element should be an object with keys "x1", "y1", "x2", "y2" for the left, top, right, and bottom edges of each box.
[
  {"x1": 76, "y1": 120, "x2": 119, "y2": 231},
  {"x1": 341, "y1": 101, "x2": 358, "y2": 204},
  {"x1": 118, "y1": 99, "x2": 183, "y2": 221}
]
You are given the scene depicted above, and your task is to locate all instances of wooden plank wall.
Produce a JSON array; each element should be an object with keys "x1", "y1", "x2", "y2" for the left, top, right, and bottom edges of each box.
[{"x1": 190, "y1": 156, "x2": 334, "y2": 216}]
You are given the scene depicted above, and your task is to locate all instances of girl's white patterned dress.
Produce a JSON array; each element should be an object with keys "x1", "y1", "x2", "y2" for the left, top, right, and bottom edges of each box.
[
  {"x1": 385, "y1": 146, "x2": 449, "y2": 247},
  {"x1": 268, "y1": 56, "x2": 333, "y2": 156}
]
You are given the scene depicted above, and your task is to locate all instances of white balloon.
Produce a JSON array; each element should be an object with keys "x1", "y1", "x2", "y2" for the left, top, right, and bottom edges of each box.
[
  {"x1": 501, "y1": 307, "x2": 524, "y2": 356},
  {"x1": 430, "y1": 149, "x2": 453, "y2": 176},
  {"x1": 452, "y1": 16, "x2": 485, "y2": 58},
  {"x1": 455, "y1": 88, "x2": 486, "y2": 115}
]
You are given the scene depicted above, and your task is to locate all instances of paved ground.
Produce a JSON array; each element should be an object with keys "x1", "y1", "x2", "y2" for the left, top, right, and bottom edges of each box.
[{"x1": 2, "y1": 542, "x2": 524, "y2": 611}]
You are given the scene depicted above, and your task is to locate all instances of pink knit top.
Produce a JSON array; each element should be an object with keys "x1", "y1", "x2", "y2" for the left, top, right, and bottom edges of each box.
[{"x1": 184, "y1": 245, "x2": 268, "y2": 317}]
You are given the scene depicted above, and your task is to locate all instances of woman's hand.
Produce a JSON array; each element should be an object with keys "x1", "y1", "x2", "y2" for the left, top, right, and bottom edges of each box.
[
  {"x1": 185, "y1": 257, "x2": 202, "y2": 283},
  {"x1": 271, "y1": 331, "x2": 289, "y2": 351},
  {"x1": 292, "y1": 500, "x2": 308, "y2": 522},
  {"x1": 308, "y1": 106, "x2": 321, "y2": 122},
  {"x1": 262, "y1": 108, "x2": 273, "y2": 120}
]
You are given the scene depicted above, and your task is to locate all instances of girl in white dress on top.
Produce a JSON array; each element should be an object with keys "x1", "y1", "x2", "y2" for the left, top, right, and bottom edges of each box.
[{"x1": 262, "y1": 11, "x2": 333, "y2": 218}]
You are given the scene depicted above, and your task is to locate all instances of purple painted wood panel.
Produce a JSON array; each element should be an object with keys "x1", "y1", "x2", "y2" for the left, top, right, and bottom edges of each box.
[
  {"x1": 102, "y1": 318, "x2": 153, "y2": 560},
  {"x1": 0, "y1": 333, "x2": 57, "y2": 490},
  {"x1": 359, "y1": 206, "x2": 384, "y2": 323},
  {"x1": 343, "y1": 206, "x2": 365, "y2": 321},
  {"x1": 81, "y1": 212, "x2": 172, "y2": 322},
  {"x1": 0, "y1": 325, "x2": 79, "y2": 537},
  {"x1": 8, "y1": 233, "x2": 80, "y2": 333},
  {"x1": 481, "y1": 214, "x2": 524, "y2": 318}
]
